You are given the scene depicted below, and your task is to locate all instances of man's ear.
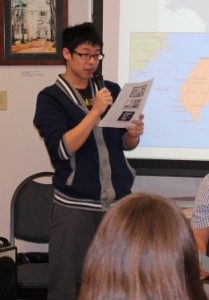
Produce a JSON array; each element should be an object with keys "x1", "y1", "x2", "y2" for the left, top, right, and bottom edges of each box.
[{"x1": 62, "y1": 48, "x2": 71, "y2": 60}]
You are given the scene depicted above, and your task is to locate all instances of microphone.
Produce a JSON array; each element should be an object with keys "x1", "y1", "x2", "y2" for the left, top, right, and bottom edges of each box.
[{"x1": 93, "y1": 70, "x2": 104, "y2": 90}]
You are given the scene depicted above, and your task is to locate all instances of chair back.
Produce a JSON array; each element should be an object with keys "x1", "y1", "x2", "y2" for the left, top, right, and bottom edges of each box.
[{"x1": 10, "y1": 172, "x2": 54, "y2": 245}]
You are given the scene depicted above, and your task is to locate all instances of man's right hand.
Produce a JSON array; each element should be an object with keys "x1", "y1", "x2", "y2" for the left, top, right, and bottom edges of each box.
[{"x1": 92, "y1": 88, "x2": 113, "y2": 115}]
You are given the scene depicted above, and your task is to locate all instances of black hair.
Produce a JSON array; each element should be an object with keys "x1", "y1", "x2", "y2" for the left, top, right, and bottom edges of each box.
[{"x1": 62, "y1": 22, "x2": 103, "y2": 52}]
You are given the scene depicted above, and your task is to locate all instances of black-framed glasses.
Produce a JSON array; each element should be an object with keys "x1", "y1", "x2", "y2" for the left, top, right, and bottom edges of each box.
[{"x1": 72, "y1": 50, "x2": 105, "y2": 61}]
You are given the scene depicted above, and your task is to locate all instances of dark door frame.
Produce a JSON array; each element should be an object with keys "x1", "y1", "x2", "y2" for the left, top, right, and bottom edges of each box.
[
  {"x1": 92, "y1": 0, "x2": 103, "y2": 38},
  {"x1": 92, "y1": 0, "x2": 103, "y2": 72}
]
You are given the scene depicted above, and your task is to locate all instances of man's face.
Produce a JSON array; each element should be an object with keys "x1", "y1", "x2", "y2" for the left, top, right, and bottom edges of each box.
[{"x1": 64, "y1": 43, "x2": 101, "y2": 80}]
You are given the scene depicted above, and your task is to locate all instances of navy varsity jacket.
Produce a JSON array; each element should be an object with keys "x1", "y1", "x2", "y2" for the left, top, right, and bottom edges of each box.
[{"x1": 33, "y1": 74, "x2": 136, "y2": 211}]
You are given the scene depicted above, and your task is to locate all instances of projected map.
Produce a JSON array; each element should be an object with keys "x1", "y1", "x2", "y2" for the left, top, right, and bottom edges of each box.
[{"x1": 129, "y1": 32, "x2": 209, "y2": 149}]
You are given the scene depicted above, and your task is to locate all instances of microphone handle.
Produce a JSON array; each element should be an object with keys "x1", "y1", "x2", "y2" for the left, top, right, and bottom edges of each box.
[
  {"x1": 93, "y1": 71, "x2": 104, "y2": 90},
  {"x1": 97, "y1": 80, "x2": 104, "y2": 90}
]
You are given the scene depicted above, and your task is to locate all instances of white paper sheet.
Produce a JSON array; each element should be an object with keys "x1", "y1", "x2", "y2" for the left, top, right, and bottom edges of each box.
[{"x1": 99, "y1": 78, "x2": 154, "y2": 128}]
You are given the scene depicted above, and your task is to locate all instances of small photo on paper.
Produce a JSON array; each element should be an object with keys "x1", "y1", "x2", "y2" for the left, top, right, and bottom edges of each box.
[
  {"x1": 117, "y1": 111, "x2": 135, "y2": 121},
  {"x1": 123, "y1": 99, "x2": 141, "y2": 109},
  {"x1": 130, "y1": 85, "x2": 146, "y2": 97}
]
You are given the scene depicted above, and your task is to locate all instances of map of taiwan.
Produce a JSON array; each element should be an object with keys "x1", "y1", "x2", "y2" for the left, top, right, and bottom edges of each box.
[{"x1": 180, "y1": 58, "x2": 209, "y2": 122}]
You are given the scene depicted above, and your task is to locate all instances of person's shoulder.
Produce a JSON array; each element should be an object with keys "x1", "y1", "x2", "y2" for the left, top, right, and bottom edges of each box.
[
  {"x1": 104, "y1": 80, "x2": 120, "y2": 90},
  {"x1": 199, "y1": 174, "x2": 209, "y2": 191},
  {"x1": 39, "y1": 83, "x2": 58, "y2": 94},
  {"x1": 194, "y1": 174, "x2": 209, "y2": 205},
  {"x1": 202, "y1": 174, "x2": 209, "y2": 183},
  {"x1": 104, "y1": 80, "x2": 121, "y2": 98},
  {"x1": 37, "y1": 83, "x2": 63, "y2": 100}
]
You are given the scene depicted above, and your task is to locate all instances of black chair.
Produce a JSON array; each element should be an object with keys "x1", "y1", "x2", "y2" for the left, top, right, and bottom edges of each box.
[{"x1": 10, "y1": 172, "x2": 54, "y2": 300}]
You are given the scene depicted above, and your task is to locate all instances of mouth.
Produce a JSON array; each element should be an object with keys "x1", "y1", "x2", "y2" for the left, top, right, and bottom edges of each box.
[{"x1": 85, "y1": 68, "x2": 96, "y2": 76}]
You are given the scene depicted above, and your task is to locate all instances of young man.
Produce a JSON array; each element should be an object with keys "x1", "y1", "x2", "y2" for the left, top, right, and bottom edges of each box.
[{"x1": 33, "y1": 22, "x2": 144, "y2": 300}]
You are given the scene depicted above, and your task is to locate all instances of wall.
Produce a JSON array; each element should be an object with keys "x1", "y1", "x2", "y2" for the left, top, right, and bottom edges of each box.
[{"x1": 0, "y1": 0, "x2": 91, "y2": 250}]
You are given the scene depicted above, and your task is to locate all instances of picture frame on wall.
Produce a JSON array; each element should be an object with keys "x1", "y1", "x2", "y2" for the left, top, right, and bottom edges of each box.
[{"x1": 0, "y1": 0, "x2": 68, "y2": 65}]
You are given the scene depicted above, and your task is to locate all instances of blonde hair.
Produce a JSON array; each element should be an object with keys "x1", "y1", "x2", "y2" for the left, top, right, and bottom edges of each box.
[{"x1": 78, "y1": 192, "x2": 206, "y2": 300}]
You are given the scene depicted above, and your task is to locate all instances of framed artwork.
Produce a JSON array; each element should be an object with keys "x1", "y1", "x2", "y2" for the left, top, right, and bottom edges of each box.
[{"x1": 0, "y1": 0, "x2": 68, "y2": 65}]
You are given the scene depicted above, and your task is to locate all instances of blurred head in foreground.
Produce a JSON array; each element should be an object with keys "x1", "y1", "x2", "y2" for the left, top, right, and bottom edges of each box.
[{"x1": 78, "y1": 192, "x2": 206, "y2": 300}]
